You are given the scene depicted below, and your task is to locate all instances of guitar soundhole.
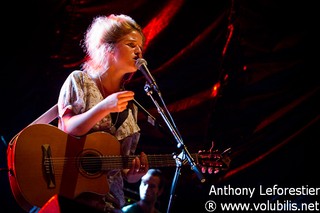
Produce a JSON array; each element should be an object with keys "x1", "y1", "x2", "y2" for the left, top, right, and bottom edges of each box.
[{"x1": 79, "y1": 150, "x2": 102, "y2": 176}]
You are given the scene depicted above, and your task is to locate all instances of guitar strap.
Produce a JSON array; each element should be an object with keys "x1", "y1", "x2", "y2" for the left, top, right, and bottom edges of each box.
[
  {"x1": 28, "y1": 104, "x2": 58, "y2": 126},
  {"x1": 8, "y1": 104, "x2": 58, "y2": 146}
]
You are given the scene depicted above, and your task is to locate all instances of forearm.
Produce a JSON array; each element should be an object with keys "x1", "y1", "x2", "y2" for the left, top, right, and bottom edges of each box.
[{"x1": 61, "y1": 103, "x2": 112, "y2": 136}]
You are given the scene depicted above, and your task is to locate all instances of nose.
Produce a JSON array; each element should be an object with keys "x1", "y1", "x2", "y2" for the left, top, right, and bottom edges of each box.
[{"x1": 134, "y1": 46, "x2": 142, "y2": 57}]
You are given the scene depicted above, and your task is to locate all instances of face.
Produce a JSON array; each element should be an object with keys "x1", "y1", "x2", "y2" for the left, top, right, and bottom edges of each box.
[
  {"x1": 112, "y1": 30, "x2": 143, "y2": 74},
  {"x1": 139, "y1": 173, "x2": 161, "y2": 203}
]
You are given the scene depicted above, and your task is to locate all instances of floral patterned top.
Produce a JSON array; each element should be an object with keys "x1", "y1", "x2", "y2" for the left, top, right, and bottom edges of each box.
[{"x1": 57, "y1": 70, "x2": 141, "y2": 207}]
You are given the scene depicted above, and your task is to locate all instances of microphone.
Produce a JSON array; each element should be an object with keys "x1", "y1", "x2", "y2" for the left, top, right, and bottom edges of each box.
[{"x1": 135, "y1": 58, "x2": 159, "y2": 92}]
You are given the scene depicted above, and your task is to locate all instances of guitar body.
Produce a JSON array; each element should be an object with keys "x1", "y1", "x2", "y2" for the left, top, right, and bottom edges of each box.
[
  {"x1": 7, "y1": 124, "x2": 227, "y2": 212},
  {"x1": 7, "y1": 124, "x2": 120, "y2": 212}
]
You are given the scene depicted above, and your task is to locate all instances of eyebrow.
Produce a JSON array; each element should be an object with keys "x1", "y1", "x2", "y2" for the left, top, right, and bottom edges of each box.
[
  {"x1": 125, "y1": 38, "x2": 141, "y2": 45},
  {"x1": 120, "y1": 35, "x2": 142, "y2": 43}
]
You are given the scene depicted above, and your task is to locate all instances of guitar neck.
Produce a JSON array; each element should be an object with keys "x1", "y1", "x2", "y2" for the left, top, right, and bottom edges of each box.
[{"x1": 99, "y1": 153, "x2": 199, "y2": 170}]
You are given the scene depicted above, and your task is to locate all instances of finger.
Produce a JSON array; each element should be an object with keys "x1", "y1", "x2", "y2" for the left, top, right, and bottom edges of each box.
[
  {"x1": 133, "y1": 157, "x2": 140, "y2": 172},
  {"x1": 140, "y1": 152, "x2": 149, "y2": 171},
  {"x1": 118, "y1": 91, "x2": 135, "y2": 98},
  {"x1": 118, "y1": 102, "x2": 129, "y2": 111},
  {"x1": 140, "y1": 152, "x2": 148, "y2": 165},
  {"x1": 119, "y1": 96, "x2": 134, "y2": 104}
]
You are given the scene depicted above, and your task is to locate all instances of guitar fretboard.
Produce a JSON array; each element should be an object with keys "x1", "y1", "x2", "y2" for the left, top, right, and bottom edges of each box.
[{"x1": 98, "y1": 153, "x2": 199, "y2": 169}]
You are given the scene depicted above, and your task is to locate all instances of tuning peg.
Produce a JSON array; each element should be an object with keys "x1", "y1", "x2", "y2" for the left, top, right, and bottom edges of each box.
[{"x1": 201, "y1": 166, "x2": 207, "y2": 173}]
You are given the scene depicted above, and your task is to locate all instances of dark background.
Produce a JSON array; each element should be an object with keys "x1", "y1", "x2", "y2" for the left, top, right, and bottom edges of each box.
[{"x1": 1, "y1": 0, "x2": 319, "y2": 212}]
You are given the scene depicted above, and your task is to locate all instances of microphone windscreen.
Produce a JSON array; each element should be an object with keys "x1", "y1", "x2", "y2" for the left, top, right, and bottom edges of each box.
[{"x1": 135, "y1": 58, "x2": 147, "y2": 69}]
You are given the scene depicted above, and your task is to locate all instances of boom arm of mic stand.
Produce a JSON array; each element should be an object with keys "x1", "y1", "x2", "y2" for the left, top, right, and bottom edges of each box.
[
  {"x1": 180, "y1": 145, "x2": 206, "y2": 183},
  {"x1": 143, "y1": 83, "x2": 206, "y2": 183},
  {"x1": 133, "y1": 98, "x2": 174, "y2": 142},
  {"x1": 144, "y1": 83, "x2": 206, "y2": 213}
]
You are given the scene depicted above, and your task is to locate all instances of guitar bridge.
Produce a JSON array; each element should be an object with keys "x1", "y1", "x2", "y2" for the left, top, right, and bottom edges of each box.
[{"x1": 42, "y1": 144, "x2": 56, "y2": 188}]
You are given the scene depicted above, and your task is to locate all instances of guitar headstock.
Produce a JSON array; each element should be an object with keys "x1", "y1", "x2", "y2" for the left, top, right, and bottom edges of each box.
[{"x1": 197, "y1": 147, "x2": 231, "y2": 175}]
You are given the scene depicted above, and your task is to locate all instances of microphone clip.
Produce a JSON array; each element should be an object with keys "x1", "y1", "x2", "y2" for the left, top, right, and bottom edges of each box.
[{"x1": 144, "y1": 83, "x2": 154, "y2": 96}]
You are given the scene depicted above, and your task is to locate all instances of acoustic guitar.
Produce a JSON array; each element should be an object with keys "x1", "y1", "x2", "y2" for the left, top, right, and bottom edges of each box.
[{"x1": 7, "y1": 124, "x2": 226, "y2": 212}]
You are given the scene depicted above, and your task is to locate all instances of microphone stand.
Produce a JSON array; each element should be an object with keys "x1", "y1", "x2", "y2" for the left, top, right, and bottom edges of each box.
[{"x1": 143, "y1": 83, "x2": 206, "y2": 213}]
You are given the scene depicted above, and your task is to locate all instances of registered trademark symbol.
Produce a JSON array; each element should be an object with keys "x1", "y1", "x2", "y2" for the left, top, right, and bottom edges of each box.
[{"x1": 205, "y1": 200, "x2": 217, "y2": 212}]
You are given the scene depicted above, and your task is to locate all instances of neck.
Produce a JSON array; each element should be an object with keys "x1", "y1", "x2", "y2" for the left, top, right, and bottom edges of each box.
[
  {"x1": 99, "y1": 71, "x2": 124, "y2": 96},
  {"x1": 138, "y1": 200, "x2": 157, "y2": 213}
]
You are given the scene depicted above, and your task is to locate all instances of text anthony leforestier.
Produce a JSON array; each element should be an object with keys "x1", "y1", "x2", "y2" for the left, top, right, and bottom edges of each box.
[{"x1": 209, "y1": 185, "x2": 320, "y2": 198}]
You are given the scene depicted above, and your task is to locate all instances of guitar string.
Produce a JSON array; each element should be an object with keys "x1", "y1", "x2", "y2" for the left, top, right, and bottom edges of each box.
[
  {"x1": 46, "y1": 154, "x2": 209, "y2": 172},
  {"x1": 48, "y1": 154, "x2": 202, "y2": 163},
  {"x1": 45, "y1": 154, "x2": 223, "y2": 176},
  {"x1": 46, "y1": 157, "x2": 176, "y2": 174},
  {"x1": 49, "y1": 155, "x2": 178, "y2": 165},
  {"x1": 48, "y1": 155, "x2": 176, "y2": 164}
]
